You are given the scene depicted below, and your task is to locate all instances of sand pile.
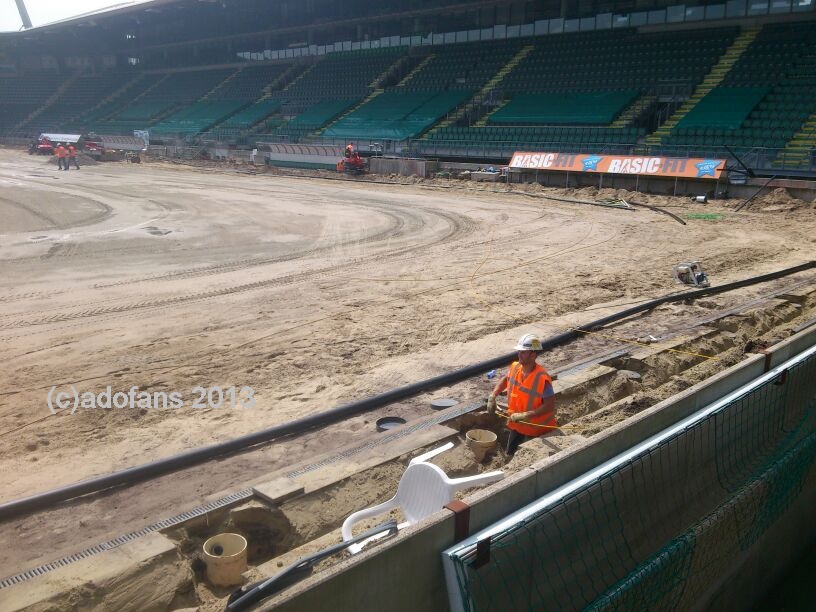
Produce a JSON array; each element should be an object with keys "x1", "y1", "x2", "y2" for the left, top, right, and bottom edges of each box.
[{"x1": 749, "y1": 187, "x2": 815, "y2": 212}]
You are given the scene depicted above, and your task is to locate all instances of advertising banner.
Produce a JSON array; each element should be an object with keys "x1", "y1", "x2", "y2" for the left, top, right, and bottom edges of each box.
[{"x1": 509, "y1": 151, "x2": 726, "y2": 179}]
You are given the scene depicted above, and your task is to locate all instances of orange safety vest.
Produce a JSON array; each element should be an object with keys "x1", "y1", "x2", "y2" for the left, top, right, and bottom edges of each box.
[
  {"x1": 55, "y1": 146, "x2": 67, "y2": 158},
  {"x1": 506, "y1": 361, "x2": 556, "y2": 437},
  {"x1": 68, "y1": 145, "x2": 76, "y2": 157}
]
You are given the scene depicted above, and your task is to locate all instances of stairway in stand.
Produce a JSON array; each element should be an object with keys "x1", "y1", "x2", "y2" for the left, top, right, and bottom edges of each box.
[{"x1": 641, "y1": 27, "x2": 760, "y2": 150}]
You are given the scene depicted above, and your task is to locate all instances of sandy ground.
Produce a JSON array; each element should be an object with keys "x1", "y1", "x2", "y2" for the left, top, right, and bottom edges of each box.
[{"x1": 1, "y1": 147, "x2": 815, "y2": 578}]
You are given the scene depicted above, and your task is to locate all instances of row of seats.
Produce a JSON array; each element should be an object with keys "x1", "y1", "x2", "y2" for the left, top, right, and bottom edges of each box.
[
  {"x1": 323, "y1": 90, "x2": 470, "y2": 140},
  {"x1": 279, "y1": 99, "x2": 356, "y2": 132},
  {"x1": 34, "y1": 72, "x2": 136, "y2": 132},
  {"x1": 429, "y1": 126, "x2": 645, "y2": 145},
  {"x1": 0, "y1": 74, "x2": 62, "y2": 105},
  {"x1": 501, "y1": 27, "x2": 735, "y2": 95},
  {"x1": 400, "y1": 39, "x2": 521, "y2": 92},
  {"x1": 489, "y1": 91, "x2": 638, "y2": 126},
  {"x1": 677, "y1": 87, "x2": 769, "y2": 130},
  {"x1": 673, "y1": 135, "x2": 789, "y2": 149},
  {"x1": 207, "y1": 64, "x2": 289, "y2": 101},
  {"x1": 0, "y1": 73, "x2": 64, "y2": 130},
  {"x1": 215, "y1": 99, "x2": 282, "y2": 130},
  {"x1": 151, "y1": 100, "x2": 247, "y2": 136},
  {"x1": 85, "y1": 69, "x2": 238, "y2": 131},
  {"x1": 274, "y1": 48, "x2": 402, "y2": 103},
  {"x1": 78, "y1": 73, "x2": 164, "y2": 126},
  {"x1": 674, "y1": 126, "x2": 795, "y2": 138},
  {"x1": 664, "y1": 21, "x2": 816, "y2": 151},
  {"x1": 2, "y1": 21, "x2": 814, "y2": 152}
]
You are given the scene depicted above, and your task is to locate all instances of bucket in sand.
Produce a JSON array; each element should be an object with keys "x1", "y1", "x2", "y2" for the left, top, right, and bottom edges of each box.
[
  {"x1": 202, "y1": 533, "x2": 248, "y2": 587},
  {"x1": 466, "y1": 429, "x2": 497, "y2": 462}
]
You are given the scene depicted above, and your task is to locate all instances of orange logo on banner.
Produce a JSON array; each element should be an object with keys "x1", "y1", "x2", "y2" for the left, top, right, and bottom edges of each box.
[{"x1": 509, "y1": 151, "x2": 726, "y2": 180}]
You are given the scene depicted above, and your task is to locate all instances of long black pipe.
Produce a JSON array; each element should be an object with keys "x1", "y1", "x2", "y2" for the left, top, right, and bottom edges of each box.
[{"x1": 1, "y1": 260, "x2": 813, "y2": 522}]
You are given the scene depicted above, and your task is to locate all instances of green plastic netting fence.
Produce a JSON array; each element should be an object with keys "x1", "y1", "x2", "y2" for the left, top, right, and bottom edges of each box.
[{"x1": 445, "y1": 347, "x2": 816, "y2": 611}]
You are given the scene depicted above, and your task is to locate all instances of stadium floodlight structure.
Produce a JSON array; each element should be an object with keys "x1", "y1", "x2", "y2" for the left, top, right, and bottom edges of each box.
[{"x1": 14, "y1": 0, "x2": 33, "y2": 29}]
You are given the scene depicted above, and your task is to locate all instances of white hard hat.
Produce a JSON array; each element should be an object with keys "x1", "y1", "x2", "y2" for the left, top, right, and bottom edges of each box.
[{"x1": 515, "y1": 333, "x2": 543, "y2": 352}]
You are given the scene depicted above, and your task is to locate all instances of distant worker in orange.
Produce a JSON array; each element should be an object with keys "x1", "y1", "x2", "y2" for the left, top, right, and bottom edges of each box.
[
  {"x1": 345, "y1": 143, "x2": 354, "y2": 159},
  {"x1": 54, "y1": 143, "x2": 68, "y2": 171},
  {"x1": 67, "y1": 144, "x2": 80, "y2": 170},
  {"x1": 486, "y1": 333, "x2": 559, "y2": 456}
]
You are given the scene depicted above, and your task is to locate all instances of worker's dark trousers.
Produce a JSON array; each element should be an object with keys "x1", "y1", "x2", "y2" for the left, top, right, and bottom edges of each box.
[
  {"x1": 70, "y1": 157, "x2": 79, "y2": 169},
  {"x1": 58, "y1": 158, "x2": 66, "y2": 170},
  {"x1": 505, "y1": 428, "x2": 563, "y2": 456}
]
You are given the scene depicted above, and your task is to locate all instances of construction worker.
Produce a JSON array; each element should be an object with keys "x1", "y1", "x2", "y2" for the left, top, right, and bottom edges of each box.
[
  {"x1": 486, "y1": 333, "x2": 558, "y2": 456},
  {"x1": 54, "y1": 143, "x2": 68, "y2": 171},
  {"x1": 345, "y1": 143, "x2": 353, "y2": 158},
  {"x1": 67, "y1": 144, "x2": 80, "y2": 170}
]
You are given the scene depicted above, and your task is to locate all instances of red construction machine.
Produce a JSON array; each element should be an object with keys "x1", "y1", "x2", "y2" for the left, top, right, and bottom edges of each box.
[{"x1": 337, "y1": 143, "x2": 366, "y2": 175}]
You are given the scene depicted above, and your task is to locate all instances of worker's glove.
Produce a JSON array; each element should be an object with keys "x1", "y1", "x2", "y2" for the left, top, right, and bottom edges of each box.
[
  {"x1": 509, "y1": 412, "x2": 528, "y2": 423},
  {"x1": 486, "y1": 394, "x2": 497, "y2": 415}
]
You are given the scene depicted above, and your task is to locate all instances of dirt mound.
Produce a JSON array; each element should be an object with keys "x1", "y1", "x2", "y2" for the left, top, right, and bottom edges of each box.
[
  {"x1": 76, "y1": 152, "x2": 99, "y2": 165},
  {"x1": 749, "y1": 187, "x2": 814, "y2": 212}
]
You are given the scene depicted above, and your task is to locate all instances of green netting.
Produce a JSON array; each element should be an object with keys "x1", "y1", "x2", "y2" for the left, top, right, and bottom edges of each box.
[
  {"x1": 151, "y1": 100, "x2": 246, "y2": 135},
  {"x1": 677, "y1": 87, "x2": 769, "y2": 130},
  {"x1": 220, "y1": 99, "x2": 282, "y2": 129},
  {"x1": 285, "y1": 99, "x2": 358, "y2": 130},
  {"x1": 447, "y1": 349, "x2": 816, "y2": 611},
  {"x1": 116, "y1": 101, "x2": 175, "y2": 121},
  {"x1": 489, "y1": 91, "x2": 639, "y2": 125},
  {"x1": 323, "y1": 90, "x2": 470, "y2": 140},
  {"x1": 591, "y1": 432, "x2": 816, "y2": 611}
]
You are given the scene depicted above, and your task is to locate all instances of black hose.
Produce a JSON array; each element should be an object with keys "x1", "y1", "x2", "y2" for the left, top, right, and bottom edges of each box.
[
  {"x1": 629, "y1": 201, "x2": 687, "y2": 225},
  {"x1": 0, "y1": 260, "x2": 813, "y2": 522}
]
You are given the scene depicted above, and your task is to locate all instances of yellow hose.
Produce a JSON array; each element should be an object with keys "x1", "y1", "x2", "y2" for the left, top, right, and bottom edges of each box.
[{"x1": 495, "y1": 408, "x2": 585, "y2": 431}]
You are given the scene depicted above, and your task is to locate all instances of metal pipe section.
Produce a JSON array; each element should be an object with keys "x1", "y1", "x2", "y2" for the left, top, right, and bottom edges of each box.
[
  {"x1": 0, "y1": 261, "x2": 813, "y2": 522},
  {"x1": 14, "y1": 0, "x2": 33, "y2": 29}
]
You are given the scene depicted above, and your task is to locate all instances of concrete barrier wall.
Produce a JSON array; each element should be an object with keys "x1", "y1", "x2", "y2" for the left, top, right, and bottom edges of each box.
[
  {"x1": 370, "y1": 157, "x2": 438, "y2": 177},
  {"x1": 269, "y1": 325, "x2": 816, "y2": 611},
  {"x1": 258, "y1": 142, "x2": 344, "y2": 169}
]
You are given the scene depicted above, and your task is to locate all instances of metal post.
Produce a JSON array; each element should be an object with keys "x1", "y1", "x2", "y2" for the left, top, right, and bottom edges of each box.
[{"x1": 14, "y1": 0, "x2": 32, "y2": 28}]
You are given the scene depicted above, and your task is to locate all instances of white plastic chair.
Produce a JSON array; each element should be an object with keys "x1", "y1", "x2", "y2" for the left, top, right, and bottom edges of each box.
[{"x1": 341, "y1": 442, "x2": 504, "y2": 553}]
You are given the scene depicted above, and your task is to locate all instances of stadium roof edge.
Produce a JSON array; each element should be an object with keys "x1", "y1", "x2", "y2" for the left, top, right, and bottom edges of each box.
[{"x1": 0, "y1": 0, "x2": 180, "y2": 36}]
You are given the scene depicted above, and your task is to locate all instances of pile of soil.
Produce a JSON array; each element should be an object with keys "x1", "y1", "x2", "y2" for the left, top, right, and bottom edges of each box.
[{"x1": 749, "y1": 187, "x2": 815, "y2": 212}]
